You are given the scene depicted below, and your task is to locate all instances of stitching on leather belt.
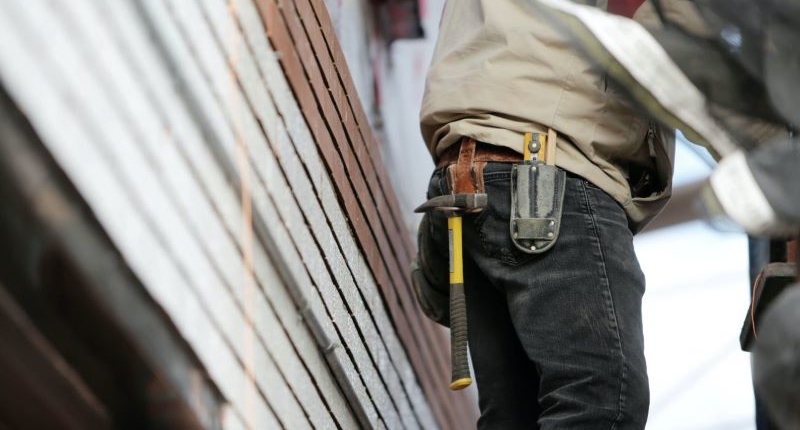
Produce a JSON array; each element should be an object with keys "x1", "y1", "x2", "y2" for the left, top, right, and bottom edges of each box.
[
  {"x1": 437, "y1": 139, "x2": 522, "y2": 169},
  {"x1": 441, "y1": 137, "x2": 521, "y2": 195},
  {"x1": 453, "y1": 139, "x2": 478, "y2": 193}
]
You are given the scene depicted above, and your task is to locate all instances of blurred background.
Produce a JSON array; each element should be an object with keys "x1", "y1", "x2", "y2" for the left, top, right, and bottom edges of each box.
[
  {"x1": 0, "y1": 0, "x2": 784, "y2": 429},
  {"x1": 379, "y1": 1, "x2": 759, "y2": 427}
]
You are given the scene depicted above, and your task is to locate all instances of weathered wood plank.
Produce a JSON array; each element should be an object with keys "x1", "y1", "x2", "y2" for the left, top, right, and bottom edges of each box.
[
  {"x1": 305, "y1": 0, "x2": 417, "y2": 256},
  {"x1": 162, "y1": 0, "x2": 414, "y2": 427},
  {"x1": 288, "y1": 0, "x2": 413, "y2": 274},
  {"x1": 120, "y1": 0, "x2": 390, "y2": 424},
  {"x1": 85, "y1": 0, "x2": 365, "y2": 428},
  {"x1": 232, "y1": 3, "x2": 442, "y2": 429},
  {"x1": 196, "y1": 0, "x2": 415, "y2": 415},
  {"x1": 0, "y1": 8, "x2": 269, "y2": 429},
  {"x1": 254, "y1": 2, "x2": 463, "y2": 428},
  {"x1": 255, "y1": 0, "x2": 441, "y2": 388},
  {"x1": 0, "y1": 1, "x2": 320, "y2": 428},
  {"x1": 47, "y1": 2, "x2": 321, "y2": 427},
  {"x1": 282, "y1": 3, "x2": 461, "y2": 422},
  {"x1": 89, "y1": 6, "x2": 343, "y2": 425}
]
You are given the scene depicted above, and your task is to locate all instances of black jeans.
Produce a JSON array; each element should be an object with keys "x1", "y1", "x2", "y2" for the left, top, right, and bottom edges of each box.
[{"x1": 426, "y1": 163, "x2": 649, "y2": 430}]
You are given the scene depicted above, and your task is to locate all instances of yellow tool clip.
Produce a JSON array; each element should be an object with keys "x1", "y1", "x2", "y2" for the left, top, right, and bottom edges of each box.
[{"x1": 523, "y1": 131, "x2": 557, "y2": 165}]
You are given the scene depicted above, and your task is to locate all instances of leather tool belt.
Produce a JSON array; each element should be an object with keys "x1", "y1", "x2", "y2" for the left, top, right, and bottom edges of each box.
[
  {"x1": 436, "y1": 138, "x2": 521, "y2": 198},
  {"x1": 436, "y1": 134, "x2": 566, "y2": 255}
]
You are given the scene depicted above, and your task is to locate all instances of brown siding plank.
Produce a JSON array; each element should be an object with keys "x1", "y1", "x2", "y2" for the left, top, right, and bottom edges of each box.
[
  {"x1": 305, "y1": 0, "x2": 417, "y2": 256},
  {"x1": 238, "y1": 10, "x2": 440, "y2": 426},
  {"x1": 257, "y1": 1, "x2": 475, "y2": 429}
]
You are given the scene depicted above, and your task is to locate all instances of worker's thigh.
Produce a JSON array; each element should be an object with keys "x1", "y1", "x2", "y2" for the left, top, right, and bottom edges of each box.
[
  {"x1": 426, "y1": 164, "x2": 541, "y2": 429},
  {"x1": 461, "y1": 163, "x2": 649, "y2": 430}
]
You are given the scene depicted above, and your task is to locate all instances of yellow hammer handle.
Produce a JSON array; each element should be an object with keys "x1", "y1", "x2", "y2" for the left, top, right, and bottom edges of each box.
[{"x1": 448, "y1": 215, "x2": 471, "y2": 390}]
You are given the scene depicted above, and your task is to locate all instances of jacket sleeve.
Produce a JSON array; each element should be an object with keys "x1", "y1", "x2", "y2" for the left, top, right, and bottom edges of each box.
[{"x1": 634, "y1": 0, "x2": 788, "y2": 155}]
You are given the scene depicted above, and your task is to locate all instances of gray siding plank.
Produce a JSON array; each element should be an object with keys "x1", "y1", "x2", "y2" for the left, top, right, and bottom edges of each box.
[
  {"x1": 45, "y1": 1, "x2": 315, "y2": 428},
  {"x1": 0, "y1": 1, "x2": 320, "y2": 429},
  {"x1": 157, "y1": 1, "x2": 408, "y2": 428},
  {"x1": 233, "y1": 2, "x2": 439, "y2": 428},
  {"x1": 0, "y1": 4, "x2": 269, "y2": 429},
  {"x1": 66, "y1": 1, "x2": 361, "y2": 429},
  {"x1": 126, "y1": 0, "x2": 378, "y2": 427},
  {"x1": 87, "y1": 0, "x2": 357, "y2": 427},
  {"x1": 0, "y1": 0, "x2": 442, "y2": 427},
  {"x1": 184, "y1": 2, "x2": 421, "y2": 429}
]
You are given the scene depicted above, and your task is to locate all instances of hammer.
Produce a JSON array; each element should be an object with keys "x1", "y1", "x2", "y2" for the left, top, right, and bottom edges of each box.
[{"x1": 415, "y1": 192, "x2": 487, "y2": 390}]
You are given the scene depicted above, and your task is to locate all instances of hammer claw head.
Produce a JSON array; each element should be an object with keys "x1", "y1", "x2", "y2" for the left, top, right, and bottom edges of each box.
[{"x1": 414, "y1": 193, "x2": 488, "y2": 213}]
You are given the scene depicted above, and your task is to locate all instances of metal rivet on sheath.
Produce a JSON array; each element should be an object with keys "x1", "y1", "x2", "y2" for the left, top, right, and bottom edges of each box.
[
  {"x1": 513, "y1": 232, "x2": 518, "y2": 239},
  {"x1": 547, "y1": 232, "x2": 554, "y2": 238},
  {"x1": 529, "y1": 141, "x2": 540, "y2": 153},
  {"x1": 530, "y1": 245, "x2": 537, "y2": 251},
  {"x1": 549, "y1": 220, "x2": 555, "y2": 226}
]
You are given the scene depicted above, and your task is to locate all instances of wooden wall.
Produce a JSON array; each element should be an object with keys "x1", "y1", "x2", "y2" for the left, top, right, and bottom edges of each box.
[{"x1": 0, "y1": 0, "x2": 474, "y2": 429}]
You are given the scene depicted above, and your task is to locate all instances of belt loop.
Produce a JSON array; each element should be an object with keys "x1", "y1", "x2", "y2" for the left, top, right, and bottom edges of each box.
[
  {"x1": 452, "y1": 138, "x2": 478, "y2": 194},
  {"x1": 546, "y1": 128, "x2": 558, "y2": 166}
]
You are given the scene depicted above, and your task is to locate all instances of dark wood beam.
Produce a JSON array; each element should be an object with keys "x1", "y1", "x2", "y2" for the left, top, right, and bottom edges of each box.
[
  {"x1": 0, "y1": 85, "x2": 225, "y2": 430},
  {"x1": 0, "y1": 285, "x2": 112, "y2": 430}
]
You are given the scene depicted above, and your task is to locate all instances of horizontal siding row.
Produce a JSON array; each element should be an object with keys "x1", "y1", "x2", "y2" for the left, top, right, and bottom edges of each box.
[{"x1": 0, "y1": 0, "x2": 463, "y2": 429}]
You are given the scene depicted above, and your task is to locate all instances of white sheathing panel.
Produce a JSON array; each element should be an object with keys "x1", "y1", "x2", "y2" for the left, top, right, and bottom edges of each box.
[{"x1": 0, "y1": 0, "x2": 436, "y2": 429}]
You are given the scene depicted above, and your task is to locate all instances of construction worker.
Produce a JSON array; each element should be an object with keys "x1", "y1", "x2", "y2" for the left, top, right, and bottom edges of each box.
[{"x1": 414, "y1": 1, "x2": 684, "y2": 429}]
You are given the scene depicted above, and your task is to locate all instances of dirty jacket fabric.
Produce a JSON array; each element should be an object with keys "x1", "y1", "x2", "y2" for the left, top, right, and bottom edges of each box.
[{"x1": 420, "y1": 0, "x2": 681, "y2": 233}]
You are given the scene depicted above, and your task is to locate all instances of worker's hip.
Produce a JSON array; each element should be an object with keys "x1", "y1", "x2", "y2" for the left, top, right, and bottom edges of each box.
[
  {"x1": 426, "y1": 160, "x2": 632, "y2": 267},
  {"x1": 425, "y1": 161, "x2": 650, "y2": 429}
]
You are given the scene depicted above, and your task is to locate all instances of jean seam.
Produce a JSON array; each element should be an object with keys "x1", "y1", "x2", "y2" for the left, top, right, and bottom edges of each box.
[{"x1": 580, "y1": 180, "x2": 627, "y2": 430}]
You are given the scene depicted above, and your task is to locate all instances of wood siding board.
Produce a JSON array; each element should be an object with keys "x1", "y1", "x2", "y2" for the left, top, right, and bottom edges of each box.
[
  {"x1": 287, "y1": 0, "x2": 413, "y2": 283},
  {"x1": 263, "y1": 12, "x2": 364, "y2": 227},
  {"x1": 268, "y1": 120, "x2": 423, "y2": 430},
  {"x1": 248, "y1": 40, "x2": 435, "y2": 429},
  {"x1": 30, "y1": 2, "x2": 318, "y2": 428},
  {"x1": 259, "y1": 4, "x2": 462, "y2": 428},
  {"x1": 90, "y1": 7, "x2": 354, "y2": 428},
  {"x1": 0, "y1": 0, "x2": 368, "y2": 428},
  {"x1": 273, "y1": 0, "x2": 411, "y2": 289},
  {"x1": 252, "y1": 26, "x2": 444, "y2": 429},
  {"x1": 236, "y1": 6, "x2": 442, "y2": 428},
  {"x1": 253, "y1": 1, "x2": 464, "y2": 428},
  {"x1": 289, "y1": 14, "x2": 458, "y2": 409},
  {"x1": 299, "y1": 4, "x2": 475, "y2": 428},
  {"x1": 171, "y1": 0, "x2": 407, "y2": 427},
  {"x1": 293, "y1": 0, "x2": 413, "y2": 255},
  {"x1": 50, "y1": 2, "x2": 328, "y2": 428},
  {"x1": 142, "y1": 0, "x2": 380, "y2": 424},
  {"x1": 151, "y1": 144, "x2": 326, "y2": 430},
  {"x1": 260, "y1": 0, "x2": 441, "y2": 378},
  {"x1": 303, "y1": 0, "x2": 416, "y2": 256},
  {"x1": 295, "y1": 1, "x2": 471, "y2": 425},
  {"x1": 257, "y1": 0, "x2": 406, "y2": 335},
  {"x1": 201, "y1": 24, "x2": 411, "y2": 430},
  {"x1": 247, "y1": 201, "x2": 380, "y2": 429},
  {"x1": 223, "y1": 407, "x2": 248, "y2": 430},
  {"x1": 155, "y1": 1, "x2": 390, "y2": 426},
  {"x1": 0, "y1": 7, "x2": 271, "y2": 428}
]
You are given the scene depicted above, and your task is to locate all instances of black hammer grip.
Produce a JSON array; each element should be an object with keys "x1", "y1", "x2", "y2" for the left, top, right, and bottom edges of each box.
[
  {"x1": 449, "y1": 281, "x2": 471, "y2": 390},
  {"x1": 447, "y1": 213, "x2": 471, "y2": 390}
]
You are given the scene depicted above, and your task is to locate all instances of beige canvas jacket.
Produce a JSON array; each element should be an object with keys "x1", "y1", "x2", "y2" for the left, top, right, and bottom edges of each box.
[{"x1": 420, "y1": 0, "x2": 688, "y2": 233}]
